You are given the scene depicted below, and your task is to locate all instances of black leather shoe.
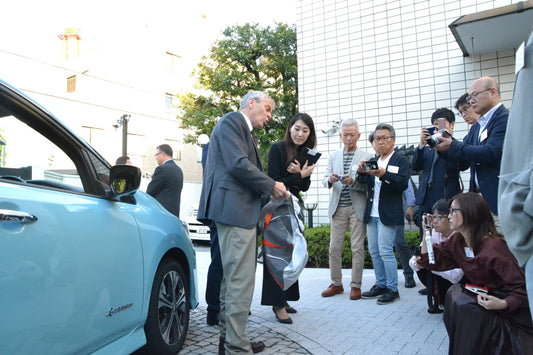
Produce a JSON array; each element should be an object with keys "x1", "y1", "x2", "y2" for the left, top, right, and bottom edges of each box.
[
  {"x1": 207, "y1": 310, "x2": 219, "y2": 326},
  {"x1": 218, "y1": 337, "x2": 265, "y2": 354},
  {"x1": 418, "y1": 288, "x2": 428, "y2": 295},
  {"x1": 405, "y1": 275, "x2": 416, "y2": 288}
]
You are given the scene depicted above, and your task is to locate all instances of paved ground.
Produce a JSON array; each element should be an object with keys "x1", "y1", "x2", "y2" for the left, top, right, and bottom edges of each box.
[{"x1": 179, "y1": 244, "x2": 449, "y2": 354}]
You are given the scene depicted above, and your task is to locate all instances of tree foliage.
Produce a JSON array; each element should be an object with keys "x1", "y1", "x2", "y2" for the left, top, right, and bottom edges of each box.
[{"x1": 177, "y1": 23, "x2": 298, "y2": 162}]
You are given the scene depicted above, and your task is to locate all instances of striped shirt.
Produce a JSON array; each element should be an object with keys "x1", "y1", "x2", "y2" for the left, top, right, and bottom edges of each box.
[{"x1": 338, "y1": 151, "x2": 355, "y2": 207}]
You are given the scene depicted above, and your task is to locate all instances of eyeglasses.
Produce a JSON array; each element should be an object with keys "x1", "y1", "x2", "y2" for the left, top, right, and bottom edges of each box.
[
  {"x1": 374, "y1": 136, "x2": 393, "y2": 143},
  {"x1": 449, "y1": 208, "x2": 461, "y2": 215},
  {"x1": 433, "y1": 215, "x2": 447, "y2": 221},
  {"x1": 154, "y1": 151, "x2": 162, "y2": 157},
  {"x1": 466, "y1": 88, "x2": 492, "y2": 103},
  {"x1": 456, "y1": 106, "x2": 471, "y2": 116}
]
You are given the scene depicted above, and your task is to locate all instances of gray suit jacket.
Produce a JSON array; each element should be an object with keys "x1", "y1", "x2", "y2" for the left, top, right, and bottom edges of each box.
[
  {"x1": 498, "y1": 27, "x2": 533, "y2": 267},
  {"x1": 322, "y1": 148, "x2": 372, "y2": 221},
  {"x1": 197, "y1": 111, "x2": 275, "y2": 229}
]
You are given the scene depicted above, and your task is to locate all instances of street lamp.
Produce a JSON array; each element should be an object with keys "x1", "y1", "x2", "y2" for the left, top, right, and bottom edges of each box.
[
  {"x1": 113, "y1": 114, "x2": 130, "y2": 156},
  {"x1": 303, "y1": 197, "x2": 318, "y2": 228}
]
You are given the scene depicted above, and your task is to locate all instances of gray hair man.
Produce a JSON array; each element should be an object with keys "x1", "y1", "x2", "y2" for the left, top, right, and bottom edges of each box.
[{"x1": 321, "y1": 118, "x2": 372, "y2": 300}]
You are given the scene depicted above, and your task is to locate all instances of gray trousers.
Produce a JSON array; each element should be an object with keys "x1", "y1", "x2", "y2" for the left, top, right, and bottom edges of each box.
[{"x1": 216, "y1": 222, "x2": 257, "y2": 354}]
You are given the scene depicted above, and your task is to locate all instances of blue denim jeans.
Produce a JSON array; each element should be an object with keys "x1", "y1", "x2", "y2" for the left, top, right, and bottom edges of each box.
[{"x1": 367, "y1": 217, "x2": 400, "y2": 292}]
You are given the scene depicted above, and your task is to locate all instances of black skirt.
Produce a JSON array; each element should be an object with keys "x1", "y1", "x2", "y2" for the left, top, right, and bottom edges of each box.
[
  {"x1": 261, "y1": 261, "x2": 300, "y2": 306},
  {"x1": 444, "y1": 284, "x2": 533, "y2": 355}
]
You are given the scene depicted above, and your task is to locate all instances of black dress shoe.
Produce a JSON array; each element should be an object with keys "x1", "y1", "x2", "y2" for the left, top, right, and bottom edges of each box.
[
  {"x1": 273, "y1": 306, "x2": 293, "y2": 324},
  {"x1": 207, "y1": 310, "x2": 219, "y2": 326},
  {"x1": 218, "y1": 337, "x2": 265, "y2": 354},
  {"x1": 405, "y1": 275, "x2": 416, "y2": 288},
  {"x1": 418, "y1": 288, "x2": 428, "y2": 295}
]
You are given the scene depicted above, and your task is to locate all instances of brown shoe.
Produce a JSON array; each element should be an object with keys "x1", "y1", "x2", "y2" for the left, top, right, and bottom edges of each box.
[
  {"x1": 321, "y1": 284, "x2": 344, "y2": 297},
  {"x1": 350, "y1": 287, "x2": 361, "y2": 300}
]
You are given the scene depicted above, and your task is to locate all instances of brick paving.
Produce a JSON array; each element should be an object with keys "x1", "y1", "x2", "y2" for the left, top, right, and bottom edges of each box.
[{"x1": 180, "y1": 244, "x2": 449, "y2": 355}]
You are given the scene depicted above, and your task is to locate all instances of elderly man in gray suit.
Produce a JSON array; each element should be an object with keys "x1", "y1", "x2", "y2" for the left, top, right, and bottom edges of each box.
[
  {"x1": 321, "y1": 119, "x2": 372, "y2": 300},
  {"x1": 198, "y1": 91, "x2": 288, "y2": 354}
]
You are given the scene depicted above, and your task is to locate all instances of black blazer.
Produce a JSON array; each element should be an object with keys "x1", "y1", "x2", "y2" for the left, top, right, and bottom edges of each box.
[
  {"x1": 356, "y1": 152, "x2": 410, "y2": 226},
  {"x1": 146, "y1": 159, "x2": 183, "y2": 218},
  {"x1": 267, "y1": 141, "x2": 311, "y2": 199},
  {"x1": 412, "y1": 146, "x2": 462, "y2": 208}
]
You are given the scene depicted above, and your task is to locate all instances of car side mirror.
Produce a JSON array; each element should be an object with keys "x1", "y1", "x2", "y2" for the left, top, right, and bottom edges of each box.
[{"x1": 109, "y1": 165, "x2": 141, "y2": 197}]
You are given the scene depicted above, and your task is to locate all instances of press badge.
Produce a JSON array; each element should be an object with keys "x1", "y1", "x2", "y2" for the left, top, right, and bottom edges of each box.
[{"x1": 387, "y1": 165, "x2": 399, "y2": 174}]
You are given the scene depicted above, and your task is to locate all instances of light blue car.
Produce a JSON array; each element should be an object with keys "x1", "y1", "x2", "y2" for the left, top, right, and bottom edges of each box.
[{"x1": 0, "y1": 79, "x2": 198, "y2": 354}]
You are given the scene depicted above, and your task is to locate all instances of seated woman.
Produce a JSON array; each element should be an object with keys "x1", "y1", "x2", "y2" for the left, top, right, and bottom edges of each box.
[
  {"x1": 418, "y1": 192, "x2": 533, "y2": 354},
  {"x1": 409, "y1": 199, "x2": 464, "y2": 313}
]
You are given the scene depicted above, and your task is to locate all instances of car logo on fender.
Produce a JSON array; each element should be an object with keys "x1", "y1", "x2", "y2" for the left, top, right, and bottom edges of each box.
[{"x1": 106, "y1": 303, "x2": 133, "y2": 317}]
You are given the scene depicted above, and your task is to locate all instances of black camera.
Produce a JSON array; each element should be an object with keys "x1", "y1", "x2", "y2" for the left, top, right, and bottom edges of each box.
[
  {"x1": 426, "y1": 118, "x2": 452, "y2": 148},
  {"x1": 413, "y1": 245, "x2": 422, "y2": 257},
  {"x1": 364, "y1": 157, "x2": 379, "y2": 171}
]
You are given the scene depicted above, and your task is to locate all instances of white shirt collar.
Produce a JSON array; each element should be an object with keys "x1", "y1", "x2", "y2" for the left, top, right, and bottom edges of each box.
[
  {"x1": 478, "y1": 102, "x2": 502, "y2": 133},
  {"x1": 241, "y1": 112, "x2": 253, "y2": 132}
]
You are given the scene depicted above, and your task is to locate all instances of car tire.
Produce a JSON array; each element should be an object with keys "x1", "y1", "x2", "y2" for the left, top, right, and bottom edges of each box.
[{"x1": 144, "y1": 258, "x2": 190, "y2": 354}]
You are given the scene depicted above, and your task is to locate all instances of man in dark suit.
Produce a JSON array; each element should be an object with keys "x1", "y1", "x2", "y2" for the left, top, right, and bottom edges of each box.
[
  {"x1": 197, "y1": 91, "x2": 288, "y2": 354},
  {"x1": 436, "y1": 77, "x2": 509, "y2": 222},
  {"x1": 356, "y1": 123, "x2": 409, "y2": 305},
  {"x1": 146, "y1": 144, "x2": 183, "y2": 218},
  {"x1": 413, "y1": 108, "x2": 463, "y2": 233}
]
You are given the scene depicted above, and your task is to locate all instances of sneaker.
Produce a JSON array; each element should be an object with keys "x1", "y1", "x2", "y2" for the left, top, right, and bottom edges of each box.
[
  {"x1": 377, "y1": 289, "x2": 400, "y2": 304},
  {"x1": 405, "y1": 275, "x2": 416, "y2": 288},
  {"x1": 361, "y1": 284, "x2": 388, "y2": 299},
  {"x1": 321, "y1": 284, "x2": 344, "y2": 297}
]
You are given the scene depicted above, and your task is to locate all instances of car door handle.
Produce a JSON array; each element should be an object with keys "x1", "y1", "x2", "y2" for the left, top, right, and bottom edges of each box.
[{"x1": 0, "y1": 209, "x2": 38, "y2": 223}]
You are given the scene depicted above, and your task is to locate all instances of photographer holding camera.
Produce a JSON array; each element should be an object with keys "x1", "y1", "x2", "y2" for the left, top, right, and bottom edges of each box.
[
  {"x1": 412, "y1": 108, "x2": 463, "y2": 238},
  {"x1": 356, "y1": 123, "x2": 410, "y2": 304}
]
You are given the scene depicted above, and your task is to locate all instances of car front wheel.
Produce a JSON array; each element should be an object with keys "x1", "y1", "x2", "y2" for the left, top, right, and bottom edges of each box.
[{"x1": 145, "y1": 258, "x2": 190, "y2": 354}]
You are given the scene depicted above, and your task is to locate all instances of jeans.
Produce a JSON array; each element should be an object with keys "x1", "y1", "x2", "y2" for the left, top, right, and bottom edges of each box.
[
  {"x1": 206, "y1": 223, "x2": 223, "y2": 314},
  {"x1": 367, "y1": 217, "x2": 400, "y2": 292}
]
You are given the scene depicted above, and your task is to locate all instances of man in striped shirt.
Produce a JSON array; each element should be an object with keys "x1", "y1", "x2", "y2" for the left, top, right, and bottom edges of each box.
[{"x1": 321, "y1": 119, "x2": 373, "y2": 300}]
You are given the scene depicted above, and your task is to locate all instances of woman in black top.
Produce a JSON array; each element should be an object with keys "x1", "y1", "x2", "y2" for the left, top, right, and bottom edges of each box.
[{"x1": 261, "y1": 113, "x2": 317, "y2": 324}]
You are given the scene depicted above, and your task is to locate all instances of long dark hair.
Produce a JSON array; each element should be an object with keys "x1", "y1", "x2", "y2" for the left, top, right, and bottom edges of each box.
[
  {"x1": 283, "y1": 113, "x2": 316, "y2": 168},
  {"x1": 448, "y1": 192, "x2": 501, "y2": 253}
]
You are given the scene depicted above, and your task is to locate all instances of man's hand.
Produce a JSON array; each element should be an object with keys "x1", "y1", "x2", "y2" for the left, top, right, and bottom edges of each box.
[
  {"x1": 271, "y1": 181, "x2": 290, "y2": 199},
  {"x1": 328, "y1": 173, "x2": 341, "y2": 185},
  {"x1": 340, "y1": 175, "x2": 355, "y2": 185},
  {"x1": 420, "y1": 128, "x2": 430, "y2": 147},
  {"x1": 366, "y1": 167, "x2": 386, "y2": 179},
  {"x1": 435, "y1": 136, "x2": 453, "y2": 152},
  {"x1": 405, "y1": 206, "x2": 414, "y2": 223}
]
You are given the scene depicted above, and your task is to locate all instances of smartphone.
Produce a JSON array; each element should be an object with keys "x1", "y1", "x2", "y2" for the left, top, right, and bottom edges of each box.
[{"x1": 465, "y1": 284, "x2": 489, "y2": 295}]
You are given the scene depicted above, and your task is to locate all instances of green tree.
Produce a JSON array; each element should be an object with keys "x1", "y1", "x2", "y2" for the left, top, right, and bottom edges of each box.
[{"x1": 177, "y1": 23, "x2": 298, "y2": 163}]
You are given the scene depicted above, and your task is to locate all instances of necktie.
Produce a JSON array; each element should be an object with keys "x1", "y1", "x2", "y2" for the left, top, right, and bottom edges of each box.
[
  {"x1": 251, "y1": 131, "x2": 258, "y2": 146},
  {"x1": 427, "y1": 149, "x2": 439, "y2": 189}
]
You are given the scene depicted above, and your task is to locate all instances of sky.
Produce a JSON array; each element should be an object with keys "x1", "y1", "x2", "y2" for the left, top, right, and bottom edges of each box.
[{"x1": 1, "y1": 0, "x2": 297, "y2": 88}]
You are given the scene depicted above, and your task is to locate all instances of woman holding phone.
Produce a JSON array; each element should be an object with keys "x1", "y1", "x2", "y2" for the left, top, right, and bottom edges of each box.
[
  {"x1": 261, "y1": 113, "x2": 317, "y2": 324},
  {"x1": 418, "y1": 192, "x2": 533, "y2": 353}
]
